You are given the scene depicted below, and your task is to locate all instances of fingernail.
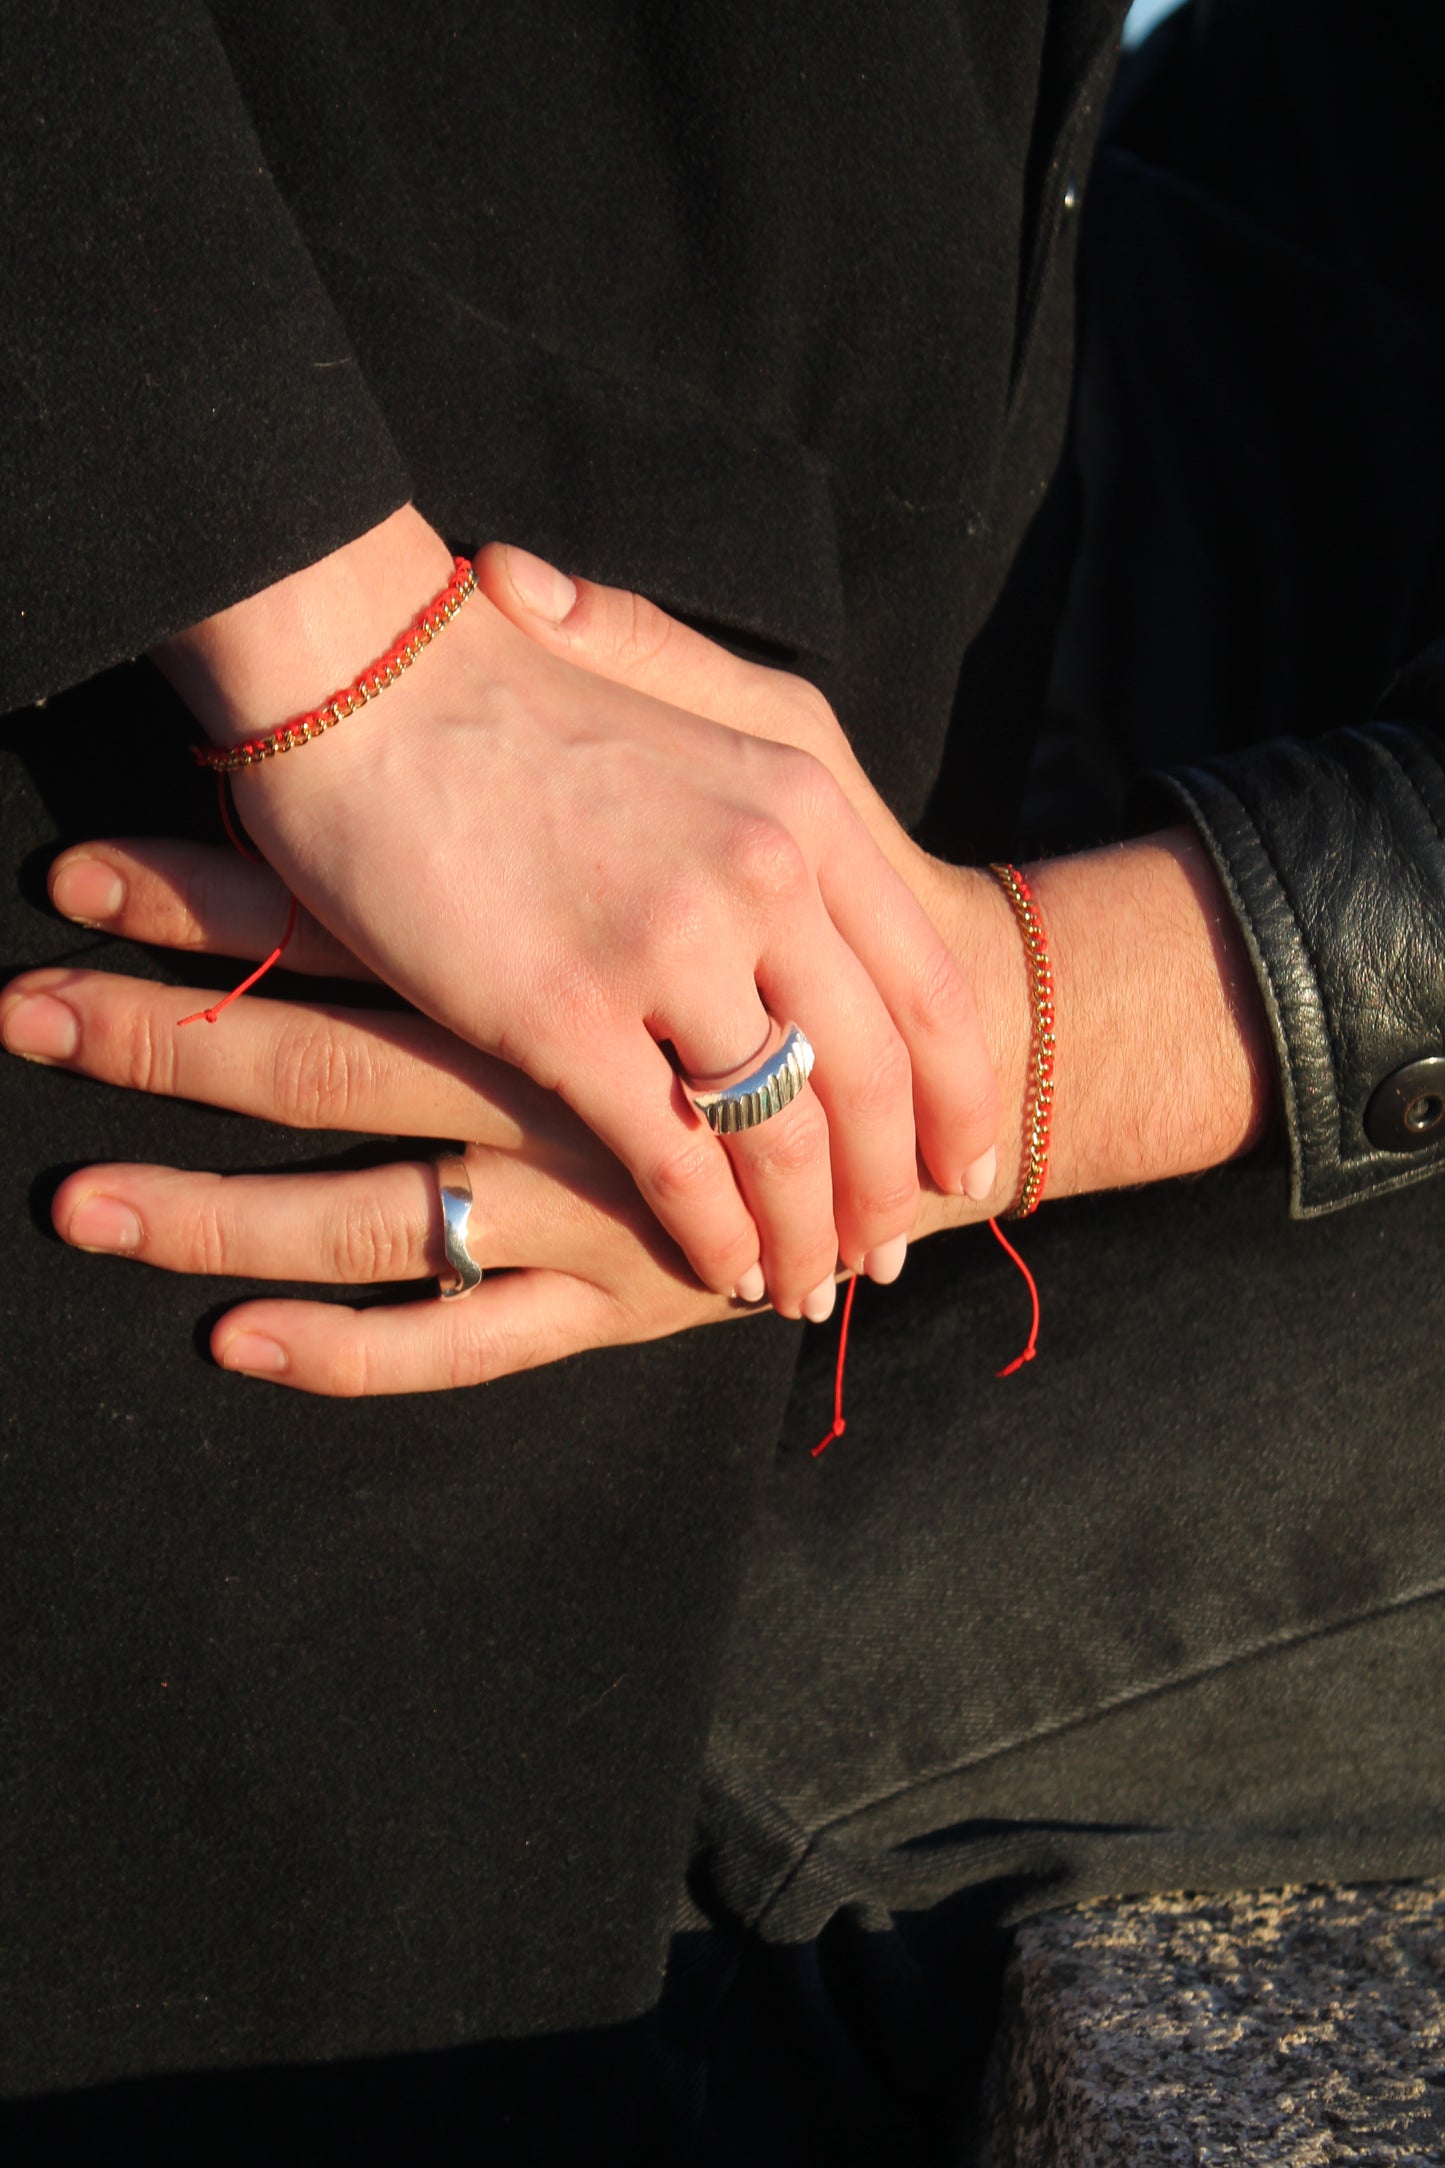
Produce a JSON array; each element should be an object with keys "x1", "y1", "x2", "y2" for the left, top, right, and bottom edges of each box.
[
  {"x1": 2, "y1": 993, "x2": 79, "y2": 1062},
  {"x1": 52, "y1": 857, "x2": 126, "y2": 925},
  {"x1": 219, "y1": 1333, "x2": 289, "y2": 1377},
  {"x1": 734, "y1": 1262, "x2": 767, "y2": 1303},
  {"x1": 67, "y1": 1196, "x2": 143, "y2": 1253},
  {"x1": 863, "y1": 1233, "x2": 908, "y2": 1286},
  {"x1": 802, "y1": 1274, "x2": 837, "y2": 1325},
  {"x1": 963, "y1": 1145, "x2": 997, "y2": 1202},
  {"x1": 504, "y1": 545, "x2": 578, "y2": 622}
]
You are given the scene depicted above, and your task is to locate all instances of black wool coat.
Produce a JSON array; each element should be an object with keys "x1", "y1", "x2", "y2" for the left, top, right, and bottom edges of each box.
[
  {"x1": 0, "y1": 0, "x2": 1123, "y2": 2095},
  {"x1": 6, "y1": 1, "x2": 1445, "y2": 2139}
]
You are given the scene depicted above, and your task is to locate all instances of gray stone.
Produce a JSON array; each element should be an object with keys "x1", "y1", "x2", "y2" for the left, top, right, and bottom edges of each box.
[{"x1": 978, "y1": 1883, "x2": 1445, "y2": 2165}]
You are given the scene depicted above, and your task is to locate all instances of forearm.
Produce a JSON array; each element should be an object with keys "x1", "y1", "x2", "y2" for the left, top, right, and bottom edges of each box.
[{"x1": 916, "y1": 828, "x2": 1276, "y2": 1234}]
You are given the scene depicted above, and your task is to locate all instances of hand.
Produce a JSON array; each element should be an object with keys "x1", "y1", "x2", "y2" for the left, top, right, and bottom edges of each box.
[
  {"x1": 152, "y1": 510, "x2": 1000, "y2": 1322},
  {"x1": 3, "y1": 802, "x2": 1273, "y2": 1399},
  {"x1": 8, "y1": 564, "x2": 1274, "y2": 1398},
  {"x1": 0, "y1": 857, "x2": 750, "y2": 1393}
]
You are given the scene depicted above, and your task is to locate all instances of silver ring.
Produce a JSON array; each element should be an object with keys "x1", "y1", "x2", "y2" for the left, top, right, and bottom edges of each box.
[
  {"x1": 687, "y1": 1022, "x2": 816, "y2": 1135},
  {"x1": 433, "y1": 1151, "x2": 484, "y2": 1299}
]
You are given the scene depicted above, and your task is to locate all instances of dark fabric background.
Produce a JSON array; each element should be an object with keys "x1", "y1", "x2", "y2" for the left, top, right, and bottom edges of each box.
[
  {"x1": 0, "y1": 0, "x2": 1122, "y2": 2108},
  {"x1": 4, "y1": 2, "x2": 1445, "y2": 2159}
]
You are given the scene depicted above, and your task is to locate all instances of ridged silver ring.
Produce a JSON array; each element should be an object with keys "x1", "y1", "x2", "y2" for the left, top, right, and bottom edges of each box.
[
  {"x1": 433, "y1": 1151, "x2": 484, "y2": 1299},
  {"x1": 687, "y1": 1023, "x2": 816, "y2": 1135}
]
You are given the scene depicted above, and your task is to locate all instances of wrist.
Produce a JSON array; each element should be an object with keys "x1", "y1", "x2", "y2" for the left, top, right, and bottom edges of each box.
[
  {"x1": 151, "y1": 505, "x2": 458, "y2": 748},
  {"x1": 1042, "y1": 827, "x2": 1275, "y2": 1192},
  {"x1": 909, "y1": 831, "x2": 1276, "y2": 1245}
]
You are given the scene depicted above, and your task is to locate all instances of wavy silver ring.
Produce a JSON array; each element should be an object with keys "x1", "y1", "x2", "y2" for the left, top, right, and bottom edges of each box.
[
  {"x1": 433, "y1": 1150, "x2": 484, "y2": 1299},
  {"x1": 687, "y1": 1022, "x2": 816, "y2": 1136}
]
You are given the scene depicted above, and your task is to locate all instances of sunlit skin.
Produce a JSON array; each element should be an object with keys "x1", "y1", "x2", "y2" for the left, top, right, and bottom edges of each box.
[{"x1": 0, "y1": 558, "x2": 1274, "y2": 1395}]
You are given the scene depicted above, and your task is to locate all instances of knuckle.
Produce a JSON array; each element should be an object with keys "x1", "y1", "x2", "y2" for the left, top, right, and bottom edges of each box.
[
  {"x1": 327, "y1": 1332, "x2": 374, "y2": 1399},
  {"x1": 270, "y1": 1017, "x2": 370, "y2": 1128},
  {"x1": 645, "y1": 1136, "x2": 753, "y2": 1286},
  {"x1": 768, "y1": 1219, "x2": 840, "y2": 1298},
  {"x1": 849, "y1": 1171, "x2": 921, "y2": 1231},
  {"x1": 746, "y1": 1099, "x2": 830, "y2": 1187},
  {"x1": 725, "y1": 813, "x2": 812, "y2": 908},
  {"x1": 184, "y1": 1183, "x2": 234, "y2": 1277},
  {"x1": 781, "y1": 743, "x2": 841, "y2": 830},
  {"x1": 115, "y1": 1003, "x2": 177, "y2": 1099},
  {"x1": 747, "y1": 735, "x2": 837, "y2": 833},
  {"x1": 614, "y1": 588, "x2": 673, "y2": 670},
  {"x1": 840, "y1": 1033, "x2": 914, "y2": 1128},
  {"x1": 331, "y1": 1192, "x2": 407, "y2": 1282},
  {"x1": 790, "y1": 677, "x2": 841, "y2": 742},
  {"x1": 648, "y1": 1134, "x2": 724, "y2": 1212},
  {"x1": 692, "y1": 1220, "x2": 759, "y2": 1291},
  {"x1": 902, "y1": 942, "x2": 975, "y2": 1044},
  {"x1": 788, "y1": 1241, "x2": 841, "y2": 1293},
  {"x1": 445, "y1": 1331, "x2": 494, "y2": 1391}
]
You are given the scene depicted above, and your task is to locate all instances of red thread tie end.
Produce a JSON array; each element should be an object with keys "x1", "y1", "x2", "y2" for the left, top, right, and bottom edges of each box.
[
  {"x1": 812, "y1": 1273, "x2": 858, "y2": 1457},
  {"x1": 988, "y1": 1216, "x2": 1041, "y2": 1377},
  {"x1": 176, "y1": 893, "x2": 299, "y2": 1028}
]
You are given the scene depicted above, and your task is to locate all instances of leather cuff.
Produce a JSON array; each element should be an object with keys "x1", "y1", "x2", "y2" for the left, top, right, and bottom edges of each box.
[{"x1": 1139, "y1": 723, "x2": 1445, "y2": 1218}]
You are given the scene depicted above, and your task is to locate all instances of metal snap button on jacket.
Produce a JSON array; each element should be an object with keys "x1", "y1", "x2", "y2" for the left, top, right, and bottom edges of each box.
[{"x1": 1364, "y1": 1055, "x2": 1445, "y2": 1150}]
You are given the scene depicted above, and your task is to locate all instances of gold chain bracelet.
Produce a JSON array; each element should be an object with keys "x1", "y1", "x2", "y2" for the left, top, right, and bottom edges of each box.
[{"x1": 192, "y1": 557, "x2": 477, "y2": 777}]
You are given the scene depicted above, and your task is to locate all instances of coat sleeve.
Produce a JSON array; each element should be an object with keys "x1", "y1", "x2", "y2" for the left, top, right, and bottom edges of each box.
[
  {"x1": 1141, "y1": 681, "x2": 1445, "y2": 1218},
  {"x1": 0, "y1": 0, "x2": 411, "y2": 712}
]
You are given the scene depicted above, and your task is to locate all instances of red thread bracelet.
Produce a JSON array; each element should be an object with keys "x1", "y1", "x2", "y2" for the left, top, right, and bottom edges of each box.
[
  {"x1": 180, "y1": 556, "x2": 477, "y2": 1026},
  {"x1": 191, "y1": 555, "x2": 477, "y2": 776},
  {"x1": 812, "y1": 862, "x2": 1056, "y2": 1453}
]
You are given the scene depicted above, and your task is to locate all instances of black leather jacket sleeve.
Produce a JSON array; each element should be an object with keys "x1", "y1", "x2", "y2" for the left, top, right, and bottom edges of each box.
[{"x1": 1144, "y1": 682, "x2": 1445, "y2": 1218}]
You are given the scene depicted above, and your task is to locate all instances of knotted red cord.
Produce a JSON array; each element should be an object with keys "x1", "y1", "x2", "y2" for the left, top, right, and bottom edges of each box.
[
  {"x1": 987, "y1": 1215, "x2": 1040, "y2": 1375},
  {"x1": 177, "y1": 891, "x2": 299, "y2": 1027},
  {"x1": 811, "y1": 1272, "x2": 859, "y2": 1456},
  {"x1": 811, "y1": 1219, "x2": 1040, "y2": 1457}
]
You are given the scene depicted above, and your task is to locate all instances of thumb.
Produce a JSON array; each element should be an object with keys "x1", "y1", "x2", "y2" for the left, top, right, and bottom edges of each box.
[
  {"x1": 476, "y1": 541, "x2": 771, "y2": 727},
  {"x1": 474, "y1": 543, "x2": 890, "y2": 837}
]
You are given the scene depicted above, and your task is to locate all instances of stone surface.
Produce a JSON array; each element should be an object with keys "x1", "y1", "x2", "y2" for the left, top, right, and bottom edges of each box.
[{"x1": 978, "y1": 1883, "x2": 1445, "y2": 2165}]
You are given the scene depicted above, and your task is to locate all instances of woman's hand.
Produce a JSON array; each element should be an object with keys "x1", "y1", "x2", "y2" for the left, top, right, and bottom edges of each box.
[{"x1": 151, "y1": 509, "x2": 1000, "y2": 1321}]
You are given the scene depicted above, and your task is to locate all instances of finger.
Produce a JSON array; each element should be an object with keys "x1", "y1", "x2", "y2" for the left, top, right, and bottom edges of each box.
[
  {"x1": 48, "y1": 840, "x2": 373, "y2": 979},
  {"x1": 550, "y1": 1024, "x2": 764, "y2": 1301},
  {"x1": 53, "y1": 1159, "x2": 486, "y2": 1284},
  {"x1": 479, "y1": 542, "x2": 771, "y2": 713},
  {"x1": 808, "y1": 800, "x2": 1000, "y2": 1198},
  {"x1": 755, "y1": 929, "x2": 921, "y2": 1285},
  {"x1": 664, "y1": 1006, "x2": 839, "y2": 1322},
  {"x1": 0, "y1": 967, "x2": 550, "y2": 1147},
  {"x1": 210, "y1": 1271, "x2": 632, "y2": 1396},
  {"x1": 479, "y1": 547, "x2": 992, "y2": 1186}
]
